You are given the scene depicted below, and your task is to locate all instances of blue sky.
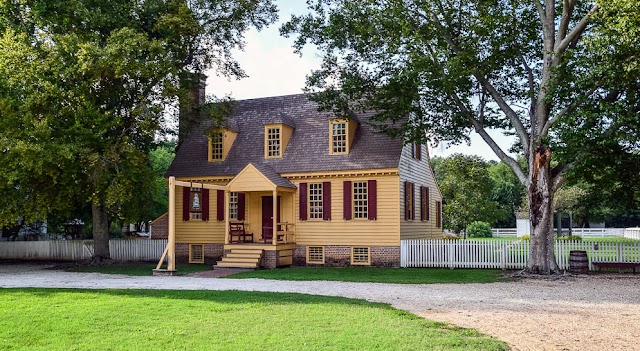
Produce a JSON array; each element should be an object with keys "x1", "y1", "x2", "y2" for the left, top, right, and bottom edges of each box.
[{"x1": 206, "y1": 0, "x2": 517, "y2": 162}]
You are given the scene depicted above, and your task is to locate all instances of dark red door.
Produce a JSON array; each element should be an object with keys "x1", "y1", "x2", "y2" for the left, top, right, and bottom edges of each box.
[{"x1": 261, "y1": 196, "x2": 281, "y2": 243}]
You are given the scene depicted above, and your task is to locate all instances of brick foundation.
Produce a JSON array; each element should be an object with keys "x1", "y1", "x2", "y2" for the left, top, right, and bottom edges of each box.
[
  {"x1": 176, "y1": 243, "x2": 224, "y2": 264},
  {"x1": 150, "y1": 214, "x2": 168, "y2": 240},
  {"x1": 294, "y1": 245, "x2": 400, "y2": 267}
]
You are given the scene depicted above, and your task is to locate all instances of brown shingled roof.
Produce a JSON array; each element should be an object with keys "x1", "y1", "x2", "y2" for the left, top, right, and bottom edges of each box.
[{"x1": 166, "y1": 94, "x2": 404, "y2": 178}]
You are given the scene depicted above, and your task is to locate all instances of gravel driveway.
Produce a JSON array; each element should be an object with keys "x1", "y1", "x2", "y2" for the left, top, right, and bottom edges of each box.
[{"x1": 1, "y1": 263, "x2": 639, "y2": 351}]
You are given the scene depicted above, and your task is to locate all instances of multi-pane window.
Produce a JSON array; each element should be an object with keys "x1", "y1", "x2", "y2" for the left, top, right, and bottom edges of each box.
[
  {"x1": 190, "y1": 188, "x2": 202, "y2": 220},
  {"x1": 210, "y1": 132, "x2": 223, "y2": 160},
  {"x1": 351, "y1": 247, "x2": 371, "y2": 265},
  {"x1": 229, "y1": 192, "x2": 238, "y2": 220},
  {"x1": 267, "y1": 127, "x2": 281, "y2": 157},
  {"x1": 309, "y1": 183, "x2": 323, "y2": 219},
  {"x1": 307, "y1": 246, "x2": 325, "y2": 264},
  {"x1": 353, "y1": 181, "x2": 368, "y2": 219},
  {"x1": 332, "y1": 122, "x2": 347, "y2": 154}
]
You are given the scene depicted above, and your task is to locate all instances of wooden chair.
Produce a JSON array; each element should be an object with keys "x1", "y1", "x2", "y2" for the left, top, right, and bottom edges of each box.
[{"x1": 229, "y1": 222, "x2": 253, "y2": 243}]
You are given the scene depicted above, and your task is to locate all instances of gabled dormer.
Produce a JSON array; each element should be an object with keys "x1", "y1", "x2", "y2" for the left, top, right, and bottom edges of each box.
[
  {"x1": 264, "y1": 123, "x2": 294, "y2": 159},
  {"x1": 329, "y1": 118, "x2": 358, "y2": 155},
  {"x1": 208, "y1": 128, "x2": 237, "y2": 162}
]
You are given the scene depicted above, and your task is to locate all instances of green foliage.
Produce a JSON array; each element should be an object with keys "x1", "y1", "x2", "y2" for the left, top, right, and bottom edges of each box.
[
  {"x1": 467, "y1": 221, "x2": 492, "y2": 238},
  {"x1": 488, "y1": 160, "x2": 526, "y2": 227},
  {"x1": 432, "y1": 154, "x2": 499, "y2": 232},
  {"x1": 1, "y1": 289, "x2": 509, "y2": 350},
  {"x1": 520, "y1": 235, "x2": 530, "y2": 241}
]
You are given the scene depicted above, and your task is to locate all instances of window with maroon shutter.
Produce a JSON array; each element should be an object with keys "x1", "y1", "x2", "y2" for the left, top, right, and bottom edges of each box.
[
  {"x1": 202, "y1": 189, "x2": 210, "y2": 221},
  {"x1": 183, "y1": 187, "x2": 191, "y2": 221},
  {"x1": 216, "y1": 190, "x2": 224, "y2": 221},
  {"x1": 299, "y1": 183, "x2": 308, "y2": 220},
  {"x1": 322, "y1": 182, "x2": 331, "y2": 220},
  {"x1": 436, "y1": 201, "x2": 442, "y2": 228},
  {"x1": 237, "y1": 193, "x2": 246, "y2": 221},
  {"x1": 309, "y1": 183, "x2": 322, "y2": 219},
  {"x1": 404, "y1": 182, "x2": 415, "y2": 220},
  {"x1": 188, "y1": 188, "x2": 203, "y2": 220},
  {"x1": 420, "y1": 186, "x2": 430, "y2": 221},
  {"x1": 343, "y1": 181, "x2": 352, "y2": 220},
  {"x1": 367, "y1": 180, "x2": 377, "y2": 220},
  {"x1": 352, "y1": 181, "x2": 368, "y2": 219}
]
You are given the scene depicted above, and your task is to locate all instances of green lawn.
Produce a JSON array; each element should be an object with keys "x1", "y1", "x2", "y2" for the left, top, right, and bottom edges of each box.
[
  {"x1": 68, "y1": 263, "x2": 211, "y2": 276},
  {"x1": 0, "y1": 289, "x2": 508, "y2": 351},
  {"x1": 224, "y1": 267, "x2": 506, "y2": 284}
]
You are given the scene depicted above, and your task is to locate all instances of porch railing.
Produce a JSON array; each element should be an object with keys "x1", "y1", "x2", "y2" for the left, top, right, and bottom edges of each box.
[{"x1": 276, "y1": 222, "x2": 295, "y2": 244}]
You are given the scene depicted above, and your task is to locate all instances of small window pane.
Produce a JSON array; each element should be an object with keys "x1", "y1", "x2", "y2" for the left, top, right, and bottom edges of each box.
[
  {"x1": 211, "y1": 132, "x2": 223, "y2": 160},
  {"x1": 229, "y1": 192, "x2": 238, "y2": 220}
]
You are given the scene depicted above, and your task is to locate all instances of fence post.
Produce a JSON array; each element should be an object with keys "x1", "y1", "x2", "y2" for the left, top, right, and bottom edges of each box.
[
  {"x1": 447, "y1": 241, "x2": 454, "y2": 269},
  {"x1": 500, "y1": 242, "x2": 507, "y2": 270}
]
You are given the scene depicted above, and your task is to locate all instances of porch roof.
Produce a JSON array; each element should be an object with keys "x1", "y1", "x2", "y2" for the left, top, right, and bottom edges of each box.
[{"x1": 227, "y1": 163, "x2": 297, "y2": 192}]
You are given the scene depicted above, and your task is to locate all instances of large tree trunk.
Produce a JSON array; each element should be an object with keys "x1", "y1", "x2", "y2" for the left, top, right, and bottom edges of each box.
[
  {"x1": 92, "y1": 199, "x2": 110, "y2": 261},
  {"x1": 527, "y1": 146, "x2": 560, "y2": 274}
]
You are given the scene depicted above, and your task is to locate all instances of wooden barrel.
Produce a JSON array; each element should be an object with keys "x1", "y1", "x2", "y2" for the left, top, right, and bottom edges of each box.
[{"x1": 569, "y1": 250, "x2": 589, "y2": 274}]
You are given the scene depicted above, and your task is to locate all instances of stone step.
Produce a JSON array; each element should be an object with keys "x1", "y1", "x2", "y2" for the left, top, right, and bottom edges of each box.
[{"x1": 215, "y1": 261, "x2": 258, "y2": 268}]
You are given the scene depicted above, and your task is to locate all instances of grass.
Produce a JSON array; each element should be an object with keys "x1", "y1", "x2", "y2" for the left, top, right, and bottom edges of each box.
[
  {"x1": 68, "y1": 263, "x2": 211, "y2": 276},
  {"x1": 0, "y1": 288, "x2": 509, "y2": 351},
  {"x1": 224, "y1": 267, "x2": 506, "y2": 284}
]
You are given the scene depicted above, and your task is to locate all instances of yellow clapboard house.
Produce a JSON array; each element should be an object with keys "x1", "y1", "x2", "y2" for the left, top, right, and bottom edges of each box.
[{"x1": 162, "y1": 94, "x2": 443, "y2": 270}]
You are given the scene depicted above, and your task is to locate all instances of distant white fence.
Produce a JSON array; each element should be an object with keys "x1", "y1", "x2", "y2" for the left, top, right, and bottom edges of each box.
[
  {"x1": 0, "y1": 239, "x2": 167, "y2": 261},
  {"x1": 491, "y1": 228, "x2": 517, "y2": 238},
  {"x1": 401, "y1": 239, "x2": 640, "y2": 270},
  {"x1": 625, "y1": 228, "x2": 640, "y2": 240},
  {"x1": 491, "y1": 228, "x2": 627, "y2": 238}
]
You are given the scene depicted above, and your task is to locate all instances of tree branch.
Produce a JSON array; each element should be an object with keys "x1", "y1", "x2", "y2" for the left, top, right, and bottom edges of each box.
[
  {"x1": 557, "y1": 0, "x2": 575, "y2": 43},
  {"x1": 540, "y1": 85, "x2": 599, "y2": 136},
  {"x1": 555, "y1": 4, "x2": 599, "y2": 53},
  {"x1": 447, "y1": 91, "x2": 529, "y2": 186},
  {"x1": 520, "y1": 54, "x2": 536, "y2": 106}
]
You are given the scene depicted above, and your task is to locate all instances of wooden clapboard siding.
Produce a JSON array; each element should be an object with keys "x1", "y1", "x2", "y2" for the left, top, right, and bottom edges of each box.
[
  {"x1": 399, "y1": 144, "x2": 443, "y2": 240},
  {"x1": 175, "y1": 183, "x2": 225, "y2": 244},
  {"x1": 291, "y1": 175, "x2": 400, "y2": 246},
  {"x1": 227, "y1": 165, "x2": 274, "y2": 192}
]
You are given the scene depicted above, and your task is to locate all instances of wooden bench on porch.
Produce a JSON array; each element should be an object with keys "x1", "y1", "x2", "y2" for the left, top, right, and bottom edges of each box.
[{"x1": 229, "y1": 222, "x2": 253, "y2": 244}]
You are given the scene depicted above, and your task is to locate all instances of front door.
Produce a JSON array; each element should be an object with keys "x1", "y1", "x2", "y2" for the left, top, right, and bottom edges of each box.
[{"x1": 261, "y1": 196, "x2": 281, "y2": 243}]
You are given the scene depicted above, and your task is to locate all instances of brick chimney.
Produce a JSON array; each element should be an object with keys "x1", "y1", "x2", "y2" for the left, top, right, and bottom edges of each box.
[{"x1": 178, "y1": 72, "x2": 207, "y2": 145}]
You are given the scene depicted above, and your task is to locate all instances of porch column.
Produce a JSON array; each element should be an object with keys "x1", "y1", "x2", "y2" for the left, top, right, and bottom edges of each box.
[
  {"x1": 167, "y1": 176, "x2": 176, "y2": 271},
  {"x1": 272, "y1": 189, "x2": 278, "y2": 246},
  {"x1": 224, "y1": 190, "x2": 230, "y2": 245}
]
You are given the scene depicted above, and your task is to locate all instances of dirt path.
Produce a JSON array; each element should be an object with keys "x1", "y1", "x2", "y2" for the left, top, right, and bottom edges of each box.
[{"x1": 1, "y1": 264, "x2": 639, "y2": 351}]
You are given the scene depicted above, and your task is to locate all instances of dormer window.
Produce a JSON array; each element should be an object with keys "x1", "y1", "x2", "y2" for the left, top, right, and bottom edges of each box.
[
  {"x1": 208, "y1": 128, "x2": 237, "y2": 162},
  {"x1": 332, "y1": 122, "x2": 347, "y2": 154},
  {"x1": 329, "y1": 118, "x2": 357, "y2": 155},
  {"x1": 266, "y1": 127, "x2": 281, "y2": 158},
  {"x1": 210, "y1": 132, "x2": 223, "y2": 161}
]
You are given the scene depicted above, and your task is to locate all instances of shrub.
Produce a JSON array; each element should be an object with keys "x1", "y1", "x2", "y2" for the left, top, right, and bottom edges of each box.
[
  {"x1": 467, "y1": 221, "x2": 492, "y2": 238},
  {"x1": 556, "y1": 235, "x2": 582, "y2": 241},
  {"x1": 442, "y1": 232, "x2": 461, "y2": 240},
  {"x1": 520, "y1": 235, "x2": 530, "y2": 240}
]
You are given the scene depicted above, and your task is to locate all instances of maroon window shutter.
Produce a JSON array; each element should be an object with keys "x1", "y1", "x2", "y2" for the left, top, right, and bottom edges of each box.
[
  {"x1": 216, "y1": 190, "x2": 224, "y2": 221},
  {"x1": 299, "y1": 183, "x2": 308, "y2": 221},
  {"x1": 343, "y1": 181, "x2": 352, "y2": 220},
  {"x1": 202, "y1": 189, "x2": 210, "y2": 221},
  {"x1": 322, "y1": 182, "x2": 331, "y2": 221},
  {"x1": 426, "y1": 187, "x2": 430, "y2": 221},
  {"x1": 368, "y1": 180, "x2": 377, "y2": 220},
  {"x1": 416, "y1": 144, "x2": 422, "y2": 160},
  {"x1": 183, "y1": 187, "x2": 191, "y2": 221},
  {"x1": 237, "y1": 193, "x2": 246, "y2": 221},
  {"x1": 420, "y1": 186, "x2": 425, "y2": 221},
  {"x1": 404, "y1": 182, "x2": 409, "y2": 220},
  {"x1": 410, "y1": 183, "x2": 415, "y2": 220}
]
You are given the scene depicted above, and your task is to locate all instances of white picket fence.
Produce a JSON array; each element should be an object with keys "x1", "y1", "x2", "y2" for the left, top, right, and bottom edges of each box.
[
  {"x1": 401, "y1": 239, "x2": 640, "y2": 270},
  {"x1": 491, "y1": 227, "x2": 627, "y2": 238},
  {"x1": 625, "y1": 228, "x2": 640, "y2": 240},
  {"x1": 0, "y1": 239, "x2": 167, "y2": 261}
]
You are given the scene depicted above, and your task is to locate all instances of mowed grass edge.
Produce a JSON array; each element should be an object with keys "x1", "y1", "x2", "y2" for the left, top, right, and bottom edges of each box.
[
  {"x1": 0, "y1": 288, "x2": 509, "y2": 351},
  {"x1": 223, "y1": 267, "x2": 507, "y2": 284}
]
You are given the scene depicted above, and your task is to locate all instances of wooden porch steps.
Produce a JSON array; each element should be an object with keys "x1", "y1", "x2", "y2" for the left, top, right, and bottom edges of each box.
[{"x1": 215, "y1": 248, "x2": 263, "y2": 269}]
